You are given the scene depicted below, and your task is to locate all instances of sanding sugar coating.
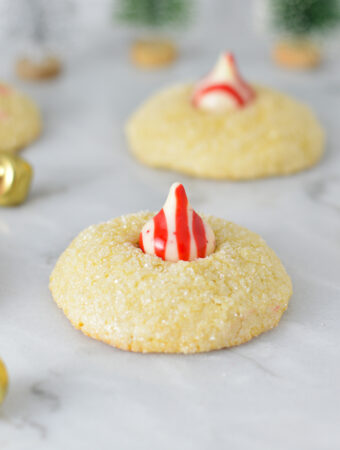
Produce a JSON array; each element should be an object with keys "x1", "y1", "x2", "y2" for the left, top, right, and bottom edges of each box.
[
  {"x1": 50, "y1": 212, "x2": 292, "y2": 353},
  {"x1": 126, "y1": 84, "x2": 325, "y2": 180},
  {"x1": 0, "y1": 83, "x2": 41, "y2": 153}
]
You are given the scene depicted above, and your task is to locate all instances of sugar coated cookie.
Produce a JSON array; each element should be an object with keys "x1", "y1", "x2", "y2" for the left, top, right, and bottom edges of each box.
[
  {"x1": 50, "y1": 184, "x2": 292, "y2": 353},
  {"x1": 126, "y1": 53, "x2": 324, "y2": 179},
  {"x1": 0, "y1": 83, "x2": 41, "y2": 153}
]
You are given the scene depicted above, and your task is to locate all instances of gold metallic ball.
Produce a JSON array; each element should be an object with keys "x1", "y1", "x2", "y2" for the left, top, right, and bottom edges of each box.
[
  {"x1": 0, "y1": 359, "x2": 8, "y2": 404},
  {"x1": 0, "y1": 152, "x2": 33, "y2": 206}
]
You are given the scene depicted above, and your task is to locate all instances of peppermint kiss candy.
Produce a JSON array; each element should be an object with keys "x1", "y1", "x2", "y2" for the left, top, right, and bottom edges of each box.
[
  {"x1": 139, "y1": 183, "x2": 215, "y2": 262},
  {"x1": 192, "y1": 52, "x2": 255, "y2": 113}
]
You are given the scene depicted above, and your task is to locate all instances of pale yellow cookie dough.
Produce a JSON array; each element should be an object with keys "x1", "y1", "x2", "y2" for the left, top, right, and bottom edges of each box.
[
  {"x1": 0, "y1": 83, "x2": 42, "y2": 153},
  {"x1": 50, "y1": 212, "x2": 292, "y2": 353},
  {"x1": 126, "y1": 84, "x2": 325, "y2": 179}
]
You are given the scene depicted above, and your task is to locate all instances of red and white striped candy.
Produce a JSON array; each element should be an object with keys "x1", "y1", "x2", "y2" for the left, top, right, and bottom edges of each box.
[
  {"x1": 139, "y1": 183, "x2": 215, "y2": 262},
  {"x1": 192, "y1": 52, "x2": 255, "y2": 113}
]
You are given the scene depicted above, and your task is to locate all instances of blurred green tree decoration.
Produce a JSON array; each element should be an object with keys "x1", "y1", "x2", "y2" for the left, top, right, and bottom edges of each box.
[
  {"x1": 114, "y1": 0, "x2": 192, "y2": 68},
  {"x1": 116, "y1": 0, "x2": 191, "y2": 27},
  {"x1": 271, "y1": 0, "x2": 340, "y2": 35},
  {"x1": 267, "y1": 0, "x2": 340, "y2": 68}
]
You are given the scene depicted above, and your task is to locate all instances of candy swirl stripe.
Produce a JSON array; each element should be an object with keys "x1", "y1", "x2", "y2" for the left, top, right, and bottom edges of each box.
[
  {"x1": 193, "y1": 83, "x2": 245, "y2": 107},
  {"x1": 174, "y1": 184, "x2": 191, "y2": 260},
  {"x1": 153, "y1": 208, "x2": 168, "y2": 260}
]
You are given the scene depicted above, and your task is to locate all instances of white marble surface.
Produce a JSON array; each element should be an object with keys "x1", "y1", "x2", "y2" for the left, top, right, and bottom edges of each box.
[{"x1": 1, "y1": 3, "x2": 340, "y2": 449}]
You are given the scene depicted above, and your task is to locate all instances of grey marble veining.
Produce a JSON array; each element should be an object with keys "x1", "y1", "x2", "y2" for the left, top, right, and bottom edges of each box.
[{"x1": 0, "y1": 2, "x2": 340, "y2": 449}]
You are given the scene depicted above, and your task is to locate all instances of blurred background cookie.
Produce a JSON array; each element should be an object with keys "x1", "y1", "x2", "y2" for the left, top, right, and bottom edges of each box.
[
  {"x1": 0, "y1": 83, "x2": 41, "y2": 153},
  {"x1": 16, "y1": 55, "x2": 62, "y2": 80},
  {"x1": 130, "y1": 39, "x2": 177, "y2": 68},
  {"x1": 126, "y1": 54, "x2": 325, "y2": 180},
  {"x1": 273, "y1": 40, "x2": 321, "y2": 69}
]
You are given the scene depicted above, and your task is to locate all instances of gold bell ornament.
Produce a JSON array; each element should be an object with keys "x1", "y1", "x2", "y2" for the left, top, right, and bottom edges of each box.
[
  {"x1": 0, "y1": 358, "x2": 8, "y2": 404},
  {"x1": 0, "y1": 152, "x2": 33, "y2": 206}
]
